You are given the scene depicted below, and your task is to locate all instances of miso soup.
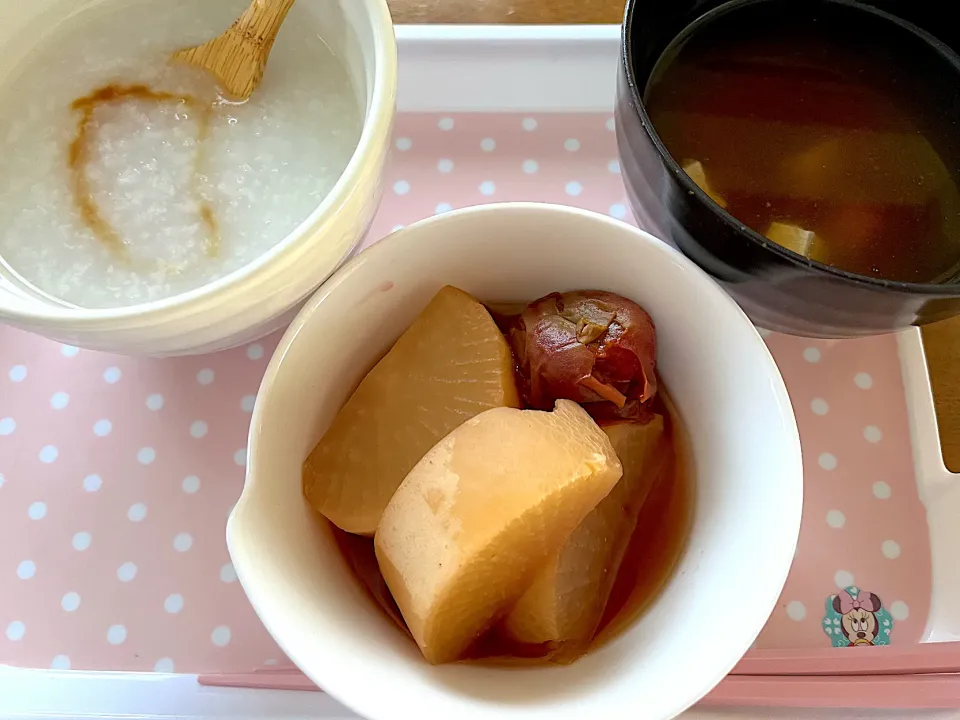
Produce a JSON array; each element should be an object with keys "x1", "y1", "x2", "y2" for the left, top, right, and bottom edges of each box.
[{"x1": 645, "y1": 0, "x2": 960, "y2": 283}]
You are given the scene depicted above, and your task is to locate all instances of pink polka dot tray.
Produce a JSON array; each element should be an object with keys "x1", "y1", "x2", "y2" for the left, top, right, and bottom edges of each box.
[{"x1": 2, "y1": 25, "x2": 959, "y2": 716}]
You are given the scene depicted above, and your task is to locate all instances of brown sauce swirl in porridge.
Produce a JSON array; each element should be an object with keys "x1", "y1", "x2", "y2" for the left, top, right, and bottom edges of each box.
[{"x1": 68, "y1": 83, "x2": 221, "y2": 264}]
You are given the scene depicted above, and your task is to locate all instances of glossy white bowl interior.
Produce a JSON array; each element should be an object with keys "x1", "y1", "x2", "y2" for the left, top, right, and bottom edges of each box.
[
  {"x1": 230, "y1": 203, "x2": 803, "y2": 720},
  {"x1": 0, "y1": 0, "x2": 397, "y2": 355}
]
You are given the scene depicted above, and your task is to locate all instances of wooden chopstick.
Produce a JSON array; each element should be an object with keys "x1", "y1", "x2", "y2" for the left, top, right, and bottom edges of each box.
[
  {"x1": 198, "y1": 670, "x2": 319, "y2": 691},
  {"x1": 731, "y1": 642, "x2": 960, "y2": 676}
]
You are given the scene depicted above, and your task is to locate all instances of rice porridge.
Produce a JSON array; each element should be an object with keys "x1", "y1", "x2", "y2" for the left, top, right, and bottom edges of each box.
[{"x1": 0, "y1": 0, "x2": 362, "y2": 308}]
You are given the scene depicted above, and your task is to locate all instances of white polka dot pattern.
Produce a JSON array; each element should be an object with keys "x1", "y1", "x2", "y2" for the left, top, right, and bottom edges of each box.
[
  {"x1": 61, "y1": 592, "x2": 80, "y2": 612},
  {"x1": 835, "y1": 570, "x2": 856, "y2": 589},
  {"x1": 873, "y1": 481, "x2": 892, "y2": 500},
  {"x1": 825, "y1": 510, "x2": 846, "y2": 529},
  {"x1": 106, "y1": 625, "x2": 126, "y2": 645},
  {"x1": 117, "y1": 562, "x2": 138, "y2": 582},
  {"x1": 754, "y1": 329, "x2": 928, "y2": 650},
  {"x1": 0, "y1": 113, "x2": 931, "y2": 672},
  {"x1": 50, "y1": 392, "x2": 69, "y2": 410},
  {"x1": 1, "y1": 322, "x2": 278, "y2": 673},
  {"x1": 6, "y1": 622, "x2": 25, "y2": 641},
  {"x1": 164, "y1": 594, "x2": 184, "y2": 615},
  {"x1": 609, "y1": 203, "x2": 627, "y2": 220},
  {"x1": 890, "y1": 601, "x2": 910, "y2": 621},
  {"x1": 786, "y1": 601, "x2": 806, "y2": 621},
  {"x1": 211, "y1": 626, "x2": 232, "y2": 647}
]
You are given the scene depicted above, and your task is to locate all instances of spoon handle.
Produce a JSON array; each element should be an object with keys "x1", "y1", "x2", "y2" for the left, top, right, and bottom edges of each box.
[{"x1": 232, "y1": 0, "x2": 298, "y2": 54}]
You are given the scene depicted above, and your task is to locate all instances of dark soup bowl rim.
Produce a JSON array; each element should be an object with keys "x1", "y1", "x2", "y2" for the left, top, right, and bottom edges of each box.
[{"x1": 620, "y1": 0, "x2": 960, "y2": 297}]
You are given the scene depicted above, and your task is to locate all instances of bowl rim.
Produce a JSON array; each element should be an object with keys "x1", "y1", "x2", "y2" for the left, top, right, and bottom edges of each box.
[
  {"x1": 232, "y1": 202, "x2": 803, "y2": 720},
  {"x1": 0, "y1": 0, "x2": 398, "y2": 323},
  {"x1": 620, "y1": 0, "x2": 960, "y2": 295}
]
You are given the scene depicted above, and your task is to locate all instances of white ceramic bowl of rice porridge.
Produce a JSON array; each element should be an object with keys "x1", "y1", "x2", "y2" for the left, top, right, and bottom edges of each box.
[{"x1": 0, "y1": 0, "x2": 395, "y2": 354}]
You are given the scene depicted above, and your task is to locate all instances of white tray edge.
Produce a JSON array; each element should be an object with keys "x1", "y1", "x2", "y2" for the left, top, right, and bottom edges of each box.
[
  {"x1": 395, "y1": 24, "x2": 620, "y2": 112},
  {"x1": 3, "y1": 665, "x2": 958, "y2": 720},
  {"x1": 0, "y1": 667, "x2": 350, "y2": 719},
  {"x1": 898, "y1": 330, "x2": 960, "y2": 643}
]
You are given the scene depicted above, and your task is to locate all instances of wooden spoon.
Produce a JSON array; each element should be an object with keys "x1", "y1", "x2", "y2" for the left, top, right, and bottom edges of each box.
[{"x1": 171, "y1": 0, "x2": 297, "y2": 101}]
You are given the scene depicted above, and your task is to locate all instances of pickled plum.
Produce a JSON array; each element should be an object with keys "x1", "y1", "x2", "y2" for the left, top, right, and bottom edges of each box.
[{"x1": 506, "y1": 291, "x2": 657, "y2": 422}]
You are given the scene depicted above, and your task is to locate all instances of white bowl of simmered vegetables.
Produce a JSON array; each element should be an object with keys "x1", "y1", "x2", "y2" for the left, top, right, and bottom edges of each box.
[{"x1": 229, "y1": 203, "x2": 803, "y2": 720}]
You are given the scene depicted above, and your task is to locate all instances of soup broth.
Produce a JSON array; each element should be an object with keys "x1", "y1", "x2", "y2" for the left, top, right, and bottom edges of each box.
[
  {"x1": 645, "y1": 0, "x2": 960, "y2": 283},
  {"x1": 331, "y1": 391, "x2": 693, "y2": 664}
]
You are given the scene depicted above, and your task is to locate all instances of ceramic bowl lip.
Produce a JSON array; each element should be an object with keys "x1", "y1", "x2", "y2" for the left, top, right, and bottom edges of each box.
[
  {"x1": 0, "y1": 0, "x2": 398, "y2": 324},
  {"x1": 620, "y1": 0, "x2": 960, "y2": 296},
  {"x1": 229, "y1": 202, "x2": 803, "y2": 720}
]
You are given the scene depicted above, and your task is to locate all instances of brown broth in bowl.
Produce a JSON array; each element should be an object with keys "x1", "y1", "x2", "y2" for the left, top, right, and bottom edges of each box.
[
  {"x1": 331, "y1": 390, "x2": 693, "y2": 664},
  {"x1": 644, "y1": 0, "x2": 960, "y2": 283}
]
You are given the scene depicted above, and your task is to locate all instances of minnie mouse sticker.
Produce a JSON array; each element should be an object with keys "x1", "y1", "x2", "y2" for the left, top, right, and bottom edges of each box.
[{"x1": 822, "y1": 586, "x2": 894, "y2": 647}]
